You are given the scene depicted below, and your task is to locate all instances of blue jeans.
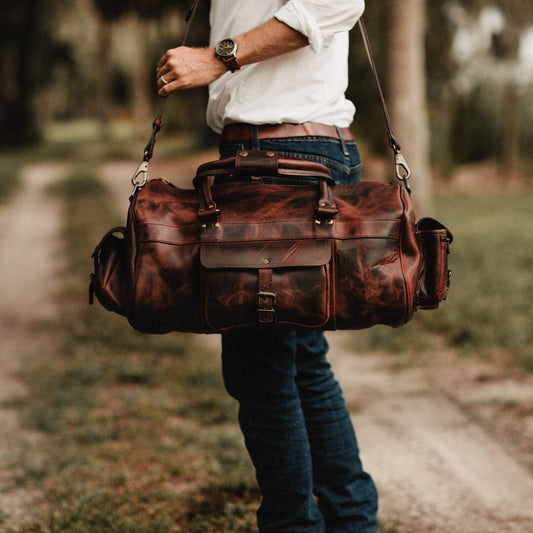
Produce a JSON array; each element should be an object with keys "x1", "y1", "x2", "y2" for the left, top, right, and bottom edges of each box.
[{"x1": 219, "y1": 127, "x2": 378, "y2": 532}]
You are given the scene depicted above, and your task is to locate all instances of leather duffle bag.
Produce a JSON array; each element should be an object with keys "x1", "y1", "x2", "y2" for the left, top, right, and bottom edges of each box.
[
  {"x1": 89, "y1": 149, "x2": 452, "y2": 334},
  {"x1": 88, "y1": 13, "x2": 453, "y2": 334}
]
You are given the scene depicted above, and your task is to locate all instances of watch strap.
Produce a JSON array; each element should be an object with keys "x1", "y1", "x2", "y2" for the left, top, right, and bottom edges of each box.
[{"x1": 221, "y1": 55, "x2": 240, "y2": 72}]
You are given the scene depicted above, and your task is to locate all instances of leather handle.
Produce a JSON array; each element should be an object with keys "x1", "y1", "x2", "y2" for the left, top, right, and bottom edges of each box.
[
  {"x1": 195, "y1": 151, "x2": 338, "y2": 225},
  {"x1": 194, "y1": 150, "x2": 335, "y2": 184}
]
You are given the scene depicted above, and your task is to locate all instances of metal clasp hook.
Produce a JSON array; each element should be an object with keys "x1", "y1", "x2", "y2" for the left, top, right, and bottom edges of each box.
[
  {"x1": 130, "y1": 160, "x2": 149, "y2": 198},
  {"x1": 394, "y1": 151, "x2": 411, "y2": 193}
]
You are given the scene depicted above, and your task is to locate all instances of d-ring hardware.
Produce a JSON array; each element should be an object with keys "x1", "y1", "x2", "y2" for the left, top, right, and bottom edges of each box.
[
  {"x1": 130, "y1": 160, "x2": 149, "y2": 198},
  {"x1": 394, "y1": 151, "x2": 411, "y2": 193}
]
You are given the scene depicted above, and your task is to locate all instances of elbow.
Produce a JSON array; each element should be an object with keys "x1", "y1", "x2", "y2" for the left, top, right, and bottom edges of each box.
[
  {"x1": 346, "y1": 0, "x2": 365, "y2": 27},
  {"x1": 326, "y1": 0, "x2": 365, "y2": 31}
]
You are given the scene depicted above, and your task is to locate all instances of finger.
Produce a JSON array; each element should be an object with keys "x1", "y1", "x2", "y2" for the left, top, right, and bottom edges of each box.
[
  {"x1": 155, "y1": 64, "x2": 169, "y2": 79},
  {"x1": 158, "y1": 79, "x2": 178, "y2": 97},
  {"x1": 157, "y1": 52, "x2": 169, "y2": 68},
  {"x1": 157, "y1": 74, "x2": 171, "y2": 88}
]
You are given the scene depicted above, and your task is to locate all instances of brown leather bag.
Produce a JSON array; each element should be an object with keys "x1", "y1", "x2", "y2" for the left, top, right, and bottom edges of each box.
[
  {"x1": 89, "y1": 149, "x2": 452, "y2": 334},
  {"x1": 89, "y1": 13, "x2": 453, "y2": 333}
]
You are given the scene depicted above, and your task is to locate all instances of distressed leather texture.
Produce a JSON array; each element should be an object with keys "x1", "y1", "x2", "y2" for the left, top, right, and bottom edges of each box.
[{"x1": 89, "y1": 151, "x2": 453, "y2": 334}]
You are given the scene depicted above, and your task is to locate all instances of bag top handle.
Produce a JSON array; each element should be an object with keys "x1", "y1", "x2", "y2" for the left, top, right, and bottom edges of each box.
[{"x1": 131, "y1": 2, "x2": 412, "y2": 196}]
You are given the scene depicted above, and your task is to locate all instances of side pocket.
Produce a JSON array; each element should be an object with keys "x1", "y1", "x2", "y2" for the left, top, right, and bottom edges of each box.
[
  {"x1": 89, "y1": 226, "x2": 128, "y2": 316},
  {"x1": 415, "y1": 218, "x2": 453, "y2": 309}
]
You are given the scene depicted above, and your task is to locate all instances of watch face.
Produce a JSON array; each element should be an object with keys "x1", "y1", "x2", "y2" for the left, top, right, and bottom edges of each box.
[{"x1": 217, "y1": 39, "x2": 235, "y2": 58}]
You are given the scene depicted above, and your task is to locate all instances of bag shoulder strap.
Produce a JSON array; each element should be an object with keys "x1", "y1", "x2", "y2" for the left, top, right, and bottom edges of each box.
[
  {"x1": 131, "y1": 5, "x2": 411, "y2": 195},
  {"x1": 130, "y1": 0, "x2": 201, "y2": 196},
  {"x1": 357, "y1": 18, "x2": 411, "y2": 190}
]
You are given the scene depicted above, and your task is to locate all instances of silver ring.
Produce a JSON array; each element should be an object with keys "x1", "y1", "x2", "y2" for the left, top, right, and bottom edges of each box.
[{"x1": 160, "y1": 75, "x2": 169, "y2": 85}]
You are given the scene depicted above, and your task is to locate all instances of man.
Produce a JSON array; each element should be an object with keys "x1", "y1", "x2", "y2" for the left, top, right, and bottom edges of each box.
[{"x1": 156, "y1": 1, "x2": 378, "y2": 531}]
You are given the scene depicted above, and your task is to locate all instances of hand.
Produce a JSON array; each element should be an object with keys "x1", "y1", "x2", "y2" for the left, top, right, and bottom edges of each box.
[{"x1": 156, "y1": 46, "x2": 227, "y2": 96}]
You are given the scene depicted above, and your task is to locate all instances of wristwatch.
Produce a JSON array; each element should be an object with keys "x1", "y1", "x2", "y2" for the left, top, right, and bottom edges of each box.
[{"x1": 215, "y1": 38, "x2": 240, "y2": 73}]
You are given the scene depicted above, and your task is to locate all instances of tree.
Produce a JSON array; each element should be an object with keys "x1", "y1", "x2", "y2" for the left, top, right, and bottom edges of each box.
[
  {"x1": 0, "y1": 0, "x2": 68, "y2": 145},
  {"x1": 387, "y1": 0, "x2": 433, "y2": 215},
  {"x1": 446, "y1": 0, "x2": 533, "y2": 174},
  {"x1": 90, "y1": 0, "x2": 211, "y2": 140},
  {"x1": 90, "y1": 0, "x2": 167, "y2": 133}
]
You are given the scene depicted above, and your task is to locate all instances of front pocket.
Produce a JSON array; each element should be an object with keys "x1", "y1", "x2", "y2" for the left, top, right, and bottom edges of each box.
[
  {"x1": 201, "y1": 240, "x2": 332, "y2": 330},
  {"x1": 415, "y1": 218, "x2": 453, "y2": 309}
]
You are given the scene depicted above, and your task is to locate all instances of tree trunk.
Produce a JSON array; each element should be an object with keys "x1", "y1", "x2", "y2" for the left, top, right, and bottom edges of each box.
[
  {"x1": 501, "y1": 81, "x2": 520, "y2": 181},
  {"x1": 126, "y1": 13, "x2": 153, "y2": 134},
  {"x1": 387, "y1": 0, "x2": 433, "y2": 216},
  {"x1": 0, "y1": 0, "x2": 43, "y2": 144},
  {"x1": 96, "y1": 19, "x2": 113, "y2": 141}
]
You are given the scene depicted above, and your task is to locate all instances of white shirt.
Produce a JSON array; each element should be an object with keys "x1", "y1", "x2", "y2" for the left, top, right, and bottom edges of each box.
[{"x1": 207, "y1": 0, "x2": 365, "y2": 134}]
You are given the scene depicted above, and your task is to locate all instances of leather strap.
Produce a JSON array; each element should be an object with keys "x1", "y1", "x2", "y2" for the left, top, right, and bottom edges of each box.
[
  {"x1": 220, "y1": 123, "x2": 355, "y2": 145},
  {"x1": 358, "y1": 18, "x2": 411, "y2": 190},
  {"x1": 133, "y1": 4, "x2": 412, "y2": 194},
  {"x1": 140, "y1": 0, "x2": 201, "y2": 164},
  {"x1": 257, "y1": 269, "x2": 276, "y2": 324},
  {"x1": 195, "y1": 150, "x2": 335, "y2": 183}
]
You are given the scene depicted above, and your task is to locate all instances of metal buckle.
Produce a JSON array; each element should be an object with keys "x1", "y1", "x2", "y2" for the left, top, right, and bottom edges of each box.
[
  {"x1": 257, "y1": 292, "x2": 276, "y2": 324},
  {"x1": 394, "y1": 151, "x2": 411, "y2": 193},
  {"x1": 130, "y1": 160, "x2": 149, "y2": 198},
  {"x1": 257, "y1": 292, "x2": 276, "y2": 306}
]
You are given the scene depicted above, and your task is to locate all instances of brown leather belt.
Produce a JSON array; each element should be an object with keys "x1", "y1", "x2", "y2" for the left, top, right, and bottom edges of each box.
[{"x1": 220, "y1": 122, "x2": 355, "y2": 145}]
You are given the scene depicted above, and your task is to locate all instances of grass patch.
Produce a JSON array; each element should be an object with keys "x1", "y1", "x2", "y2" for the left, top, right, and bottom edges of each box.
[
  {"x1": 351, "y1": 189, "x2": 533, "y2": 371},
  {"x1": 9, "y1": 165, "x2": 256, "y2": 532},
  {"x1": 0, "y1": 152, "x2": 24, "y2": 203},
  {"x1": 8, "y1": 162, "x2": 533, "y2": 531}
]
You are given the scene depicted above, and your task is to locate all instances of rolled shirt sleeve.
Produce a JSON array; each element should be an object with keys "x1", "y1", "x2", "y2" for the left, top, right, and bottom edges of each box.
[{"x1": 275, "y1": 0, "x2": 365, "y2": 52}]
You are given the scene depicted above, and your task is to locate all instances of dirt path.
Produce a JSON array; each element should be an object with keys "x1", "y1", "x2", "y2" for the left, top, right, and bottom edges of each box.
[
  {"x1": 99, "y1": 152, "x2": 533, "y2": 532},
  {"x1": 327, "y1": 333, "x2": 533, "y2": 532},
  {"x1": 2, "y1": 155, "x2": 531, "y2": 531},
  {"x1": 0, "y1": 162, "x2": 69, "y2": 525}
]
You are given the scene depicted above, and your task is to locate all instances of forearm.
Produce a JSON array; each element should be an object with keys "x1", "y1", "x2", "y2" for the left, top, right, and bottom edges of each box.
[
  {"x1": 233, "y1": 17, "x2": 308, "y2": 66},
  {"x1": 156, "y1": 18, "x2": 308, "y2": 96}
]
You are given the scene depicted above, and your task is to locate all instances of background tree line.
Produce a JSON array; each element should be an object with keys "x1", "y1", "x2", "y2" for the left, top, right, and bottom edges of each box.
[{"x1": 1, "y1": 0, "x2": 532, "y2": 180}]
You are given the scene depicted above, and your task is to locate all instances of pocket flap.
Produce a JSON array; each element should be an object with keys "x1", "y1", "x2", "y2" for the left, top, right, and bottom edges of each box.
[{"x1": 200, "y1": 239, "x2": 331, "y2": 269}]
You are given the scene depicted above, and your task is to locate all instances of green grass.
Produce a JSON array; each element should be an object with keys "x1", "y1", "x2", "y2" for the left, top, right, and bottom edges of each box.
[
  {"x1": 351, "y1": 189, "x2": 533, "y2": 371},
  {"x1": 6, "y1": 160, "x2": 533, "y2": 531},
  {"x1": 0, "y1": 152, "x2": 24, "y2": 203},
  {"x1": 8, "y1": 166, "x2": 257, "y2": 532},
  {"x1": 0, "y1": 119, "x2": 204, "y2": 205}
]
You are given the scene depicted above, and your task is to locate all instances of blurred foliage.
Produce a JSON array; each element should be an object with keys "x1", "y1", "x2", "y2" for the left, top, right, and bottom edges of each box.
[
  {"x1": 7, "y1": 165, "x2": 257, "y2": 532},
  {"x1": 352, "y1": 189, "x2": 533, "y2": 372},
  {"x1": 0, "y1": 0, "x2": 71, "y2": 144},
  {"x1": 4, "y1": 161, "x2": 531, "y2": 532},
  {"x1": 0, "y1": 1, "x2": 532, "y2": 167}
]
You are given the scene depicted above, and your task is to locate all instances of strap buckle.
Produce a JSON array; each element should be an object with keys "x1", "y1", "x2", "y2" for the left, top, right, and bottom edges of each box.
[
  {"x1": 394, "y1": 151, "x2": 411, "y2": 193},
  {"x1": 130, "y1": 160, "x2": 149, "y2": 198},
  {"x1": 257, "y1": 292, "x2": 276, "y2": 324}
]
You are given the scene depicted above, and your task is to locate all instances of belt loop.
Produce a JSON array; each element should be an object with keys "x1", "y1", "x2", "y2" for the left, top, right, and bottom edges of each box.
[
  {"x1": 250, "y1": 125, "x2": 260, "y2": 150},
  {"x1": 336, "y1": 126, "x2": 349, "y2": 157}
]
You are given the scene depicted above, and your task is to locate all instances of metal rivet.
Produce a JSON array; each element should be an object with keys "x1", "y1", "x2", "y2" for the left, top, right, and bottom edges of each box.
[
  {"x1": 266, "y1": 151, "x2": 275, "y2": 157},
  {"x1": 201, "y1": 224, "x2": 207, "y2": 229},
  {"x1": 315, "y1": 219, "x2": 322, "y2": 225},
  {"x1": 240, "y1": 151, "x2": 248, "y2": 157},
  {"x1": 262, "y1": 258, "x2": 270, "y2": 264},
  {"x1": 214, "y1": 222, "x2": 220, "y2": 228},
  {"x1": 319, "y1": 201, "x2": 326, "y2": 207},
  {"x1": 327, "y1": 219, "x2": 334, "y2": 225}
]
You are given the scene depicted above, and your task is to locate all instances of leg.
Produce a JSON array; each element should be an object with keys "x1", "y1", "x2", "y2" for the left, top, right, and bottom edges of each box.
[
  {"x1": 221, "y1": 328, "x2": 325, "y2": 532},
  {"x1": 295, "y1": 331, "x2": 378, "y2": 532}
]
